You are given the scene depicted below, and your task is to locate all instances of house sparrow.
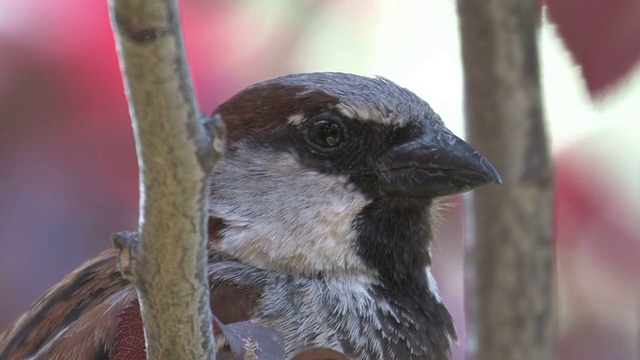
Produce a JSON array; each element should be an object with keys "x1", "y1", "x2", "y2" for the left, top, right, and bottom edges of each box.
[{"x1": 0, "y1": 72, "x2": 501, "y2": 360}]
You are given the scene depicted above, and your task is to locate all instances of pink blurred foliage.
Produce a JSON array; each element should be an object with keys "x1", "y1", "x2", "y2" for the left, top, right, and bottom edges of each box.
[
  {"x1": 0, "y1": 0, "x2": 287, "y2": 328},
  {"x1": 0, "y1": 0, "x2": 133, "y2": 327},
  {"x1": 0, "y1": 1, "x2": 638, "y2": 359},
  {"x1": 541, "y1": 0, "x2": 640, "y2": 355},
  {"x1": 0, "y1": 0, "x2": 329, "y2": 329},
  {"x1": 555, "y1": 148, "x2": 640, "y2": 360},
  {"x1": 556, "y1": 153, "x2": 640, "y2": 272},
  {"x1": 546, "y1": 0, "x2": 640, "y2": 96}
]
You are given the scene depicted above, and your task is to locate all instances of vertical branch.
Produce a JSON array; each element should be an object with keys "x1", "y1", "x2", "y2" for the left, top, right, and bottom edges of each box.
[
  {"x1": 457, "y1": 1, "x2": 555, "y2": 360},
  {"x1": 109, "y1": 0, "x2": 224, "y2": 358}
]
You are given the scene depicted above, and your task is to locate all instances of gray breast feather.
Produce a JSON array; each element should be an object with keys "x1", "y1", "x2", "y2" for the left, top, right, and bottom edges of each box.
[{"x1": 209, "y1": 259, "x2": 454, "y2": 360}]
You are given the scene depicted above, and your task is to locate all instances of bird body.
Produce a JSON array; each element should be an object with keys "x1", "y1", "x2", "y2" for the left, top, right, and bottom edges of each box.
[{"x1": 0, "y1": 72, "x2": 500, "y2": 359}]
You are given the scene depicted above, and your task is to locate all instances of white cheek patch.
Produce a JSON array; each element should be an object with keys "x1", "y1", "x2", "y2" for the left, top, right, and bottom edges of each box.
[{"x1": 210, "y1": 150, "x2": 374, "y2": 276}]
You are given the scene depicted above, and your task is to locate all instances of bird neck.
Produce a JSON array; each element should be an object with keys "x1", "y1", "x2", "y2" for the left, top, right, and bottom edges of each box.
[
  {"x1": 350, "y1": 199, "x2": 456, "y2": 358},
  {"x1": 354, "y1": 199, "x2": 434, "y2": 290},
  {"x1": 207, "y1": 254, "x2": 455, "y2": 359}
]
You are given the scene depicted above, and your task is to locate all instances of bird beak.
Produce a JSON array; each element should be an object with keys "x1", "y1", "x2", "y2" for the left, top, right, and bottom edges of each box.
[{"x1": 376, "y1": 124, "x2": 502, "y2": 199}]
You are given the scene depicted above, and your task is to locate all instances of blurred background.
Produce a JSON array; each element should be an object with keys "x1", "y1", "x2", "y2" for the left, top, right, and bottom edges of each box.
[{"x1": 0, "y1": 1, "x2": 638, "y2": 359}]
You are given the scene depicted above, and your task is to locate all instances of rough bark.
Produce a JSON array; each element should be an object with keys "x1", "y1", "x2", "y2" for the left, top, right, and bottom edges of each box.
[
  {"x1": 457, "y1": 1, "x2": 555, "y2": 359},
  {"x1": 109, "y1": 0, "x2": 223, "y2": 358}
]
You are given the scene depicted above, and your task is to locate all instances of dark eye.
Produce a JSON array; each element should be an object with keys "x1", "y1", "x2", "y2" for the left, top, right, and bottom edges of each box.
[{"x1": 306, "y1": 118, "x2": 347, "y2": 149}]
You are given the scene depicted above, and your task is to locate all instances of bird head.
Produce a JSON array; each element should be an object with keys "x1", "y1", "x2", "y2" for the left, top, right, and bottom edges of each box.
[{"x1": 208, "y1": 72, "x2": 500, "y2": 284}]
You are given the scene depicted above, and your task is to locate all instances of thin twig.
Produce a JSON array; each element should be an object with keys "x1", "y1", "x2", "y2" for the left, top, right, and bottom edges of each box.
[
  {"x1": 108, "y1": 0, "x2": 223, "y2": 358},
  {"x1": 457, "y1": 0, "x2": 555, "y2": 359}
]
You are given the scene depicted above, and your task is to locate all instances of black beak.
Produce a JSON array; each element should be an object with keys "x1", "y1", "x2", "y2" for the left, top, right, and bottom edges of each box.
[{"x1": 376, "y1": 124, "x2": 502, "y2": 199}]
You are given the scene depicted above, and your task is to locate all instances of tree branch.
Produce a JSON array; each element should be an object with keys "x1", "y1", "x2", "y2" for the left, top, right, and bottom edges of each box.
[
  {"x1": 457, "y1": 0, "x2": 555, "y2": 359},
  {"x1": 109, "y1": 0, "x2": 223, "y2": 358}
]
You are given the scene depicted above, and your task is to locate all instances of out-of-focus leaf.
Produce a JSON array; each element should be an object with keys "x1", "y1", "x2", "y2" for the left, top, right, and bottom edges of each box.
[
  {"x1": 212, "y1": 315, "x2": 285, "y2": 360},
  {"x1": 116, "y1": 298, "x2": 286, "y2": 360},
  {"x1": 292, "y1": 347, "x2": 351, "y2": 360},
  {"x1": 546, "y1": 0, "x2": 640, "y2": 96}
]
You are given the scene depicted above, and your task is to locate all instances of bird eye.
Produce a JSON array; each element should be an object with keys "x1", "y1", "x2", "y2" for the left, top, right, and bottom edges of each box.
[{"x1": 306, "y1": 118, "x2": 347, "y2": 149}]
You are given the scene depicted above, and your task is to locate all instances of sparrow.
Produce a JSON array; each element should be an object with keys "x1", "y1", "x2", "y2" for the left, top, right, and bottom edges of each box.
[{"x1": 0, "y1": 72, "x2": 501, "y2": 360}]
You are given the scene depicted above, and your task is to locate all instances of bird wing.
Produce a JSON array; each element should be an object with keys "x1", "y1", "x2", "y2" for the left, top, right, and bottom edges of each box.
[
  {"x1": 0, "y1": 249, "x2": 131, "y2": 359},
  {"x1": 0, "y1": 248, "x2": 260, "y2": 360}
]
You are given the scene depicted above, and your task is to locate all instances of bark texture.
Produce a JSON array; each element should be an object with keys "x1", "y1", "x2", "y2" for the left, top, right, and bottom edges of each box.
[
  {"x1": 109, "y1": 0, "x2": 223, "y2": 358},
  {"x1": 457, "y1": 1, "x2": 555, "y2": 359}
]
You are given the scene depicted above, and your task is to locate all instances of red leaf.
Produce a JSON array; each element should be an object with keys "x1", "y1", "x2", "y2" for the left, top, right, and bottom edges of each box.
[
  {"x1": 114, "y1": 298, "x2": 146, "y2": 360},
  {"x1": 115, "y1": 297, "x2": 286, "y2": 359},
  {"x1": 547, "y1": 0, "x2": 640, "y2": 96},
  {"x1": 293, "y1": 347, "x2": 352, "y2": 360},
  {"x1": 212, "y1": 315, "x2": 286, "y2": 360}
]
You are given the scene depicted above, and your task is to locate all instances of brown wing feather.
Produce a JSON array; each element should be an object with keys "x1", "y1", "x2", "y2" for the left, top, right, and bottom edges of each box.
[
  {"x1": 29, "y1": 288, "x2": 136, "y2": 360},
  {"x1": 0, "y1": 248, "x2": 260, "y2": 359},
  {"x1": 0, "y1": 249, "x2": 130, "y2": 359}
]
